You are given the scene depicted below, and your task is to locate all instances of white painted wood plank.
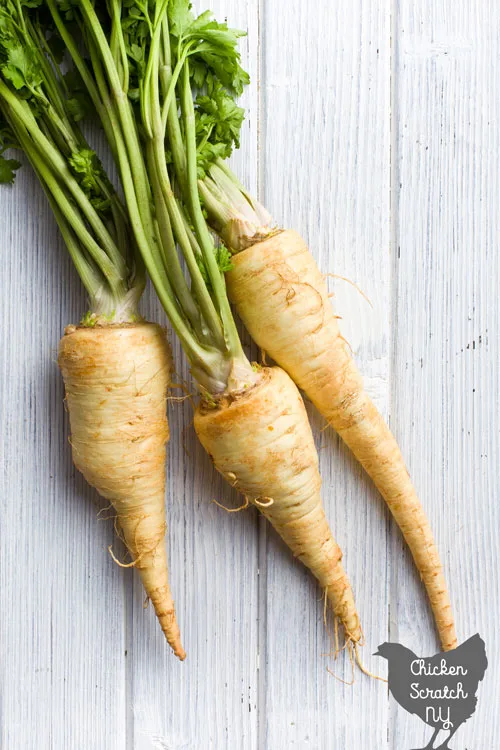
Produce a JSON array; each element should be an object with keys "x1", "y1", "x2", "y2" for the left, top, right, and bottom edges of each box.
[
  {"x1": 392, "y1": 0, "x2": 500, "y2": 746},
  {"x1": 261, "y1": 0, "x2": 391, "y2": 747},
  {"x1": 0, "y1": 161, "x2": 127, "y2": 747},
  {"x1": 129, "y1": 3, "x2": 260, "y2": 748},
  {"x1": 2, "y1": 1, "x2": 498, "y2": 747}
]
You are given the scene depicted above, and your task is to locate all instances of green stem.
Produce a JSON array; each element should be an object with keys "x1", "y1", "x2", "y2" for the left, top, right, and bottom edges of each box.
[
  {"x1": 31, "y1": 22, "x2": 74, "y2": 131},
  {"x1": 196, "y1": 125, "x2": 214, "y2": 155},
  {"x1": 41, "y1": 98, "x2": 79, "y2": 155},
  {"x1": 48, "y1": 200, "x2": 101, "y2": 302},
  {"x1": 208, "y1": 162, "x2": 263, "y2": 223},
  {"x1": 0, "y1": 81, "x2": 127, "y2": 276},
  {"x1": 180, "y1": 62, "x2": 245, "y2": 361},
  {"x1": 48, "y1": 199, "x2": 122, "y2": 316},
  {"x1": 145, "y1": 139, "x2": 204, "y2": 337},
  {"x1": 177, "y1": 199, "x2": 204, "y2": 258},
  {"x1": 79, "y1": 0, "x2": 153, "y2": 234},
  {"x1": 160, "y1": 17, "x2": 187, "y2": 195},
  {"x1": 46, "y1": 0, "x2": 117, "y2": 159},
  {"x1": 33, "y1": 163, "x2": 123, "y2": 294},
  {"x1": 141, "y1": 0, "x2": 169, "y2": 138},
  {"x1": 148, "y1": 37, "x2": 225, "y2": 347},
  {"x1": 33, "y1": 18, "x2": 69, "y2": 96},
  {"x1": 160, "y1": 42, "x2": 194, "y2": 131},
  {"x1": 198, "y1": 176, "x2": 235, "y2": 230},
  {"x1": 11, "y1": 115, "x2": 124, "y2": 297},
  {"x1": 73, "y1": 0, "x2": 223, "y2": 368},
  {"x1": 109, "y1": 0, "x2": 129, "y2": 93},
  {"x1": 46, "y1": 0, "x2": 253, "y2": 391}
]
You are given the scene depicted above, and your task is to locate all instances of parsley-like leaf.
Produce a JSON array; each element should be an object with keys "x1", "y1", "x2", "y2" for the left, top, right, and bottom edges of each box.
[
  {"x1": 196, "y1": 81, "x2": 244, "y2": 148},
  {"x1": 0, "y1": 153, "x2": 21, "y2": 183},
  {"x1": 197, "y1": 141, "x2": 229, "y2": 179},
  {"x1": 167, "y1": 0, "x2": 194, "y2": 38},
  {"x1": 194, "y1": 80, "x2": 245, "y2": 176},
  {"x1": 215, "y1": 244, "x2": 233, "y2": 273},
  {"x1": 68, "y1": 148, "x2": 112, "y2": 212},
  {"x1": 2, "y1": 45, "x2": 43, "y2": 91}
]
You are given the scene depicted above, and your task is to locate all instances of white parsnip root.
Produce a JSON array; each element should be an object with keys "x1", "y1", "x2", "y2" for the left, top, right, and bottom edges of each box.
[
  {"x1": 58, "y1": 323, "x2": 185, "y2": 660},
  {"x1": 194, "y1": 366, "x2": 361, "y2": 644},
  {"x1": 226, "y1": 230, "x2": 456, "y2": 652}
]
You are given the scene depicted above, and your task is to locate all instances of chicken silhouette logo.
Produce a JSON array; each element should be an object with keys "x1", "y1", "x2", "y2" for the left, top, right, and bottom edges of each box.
[{"x1": 374, "y1": 634, "x2": 487, "y2": 750}]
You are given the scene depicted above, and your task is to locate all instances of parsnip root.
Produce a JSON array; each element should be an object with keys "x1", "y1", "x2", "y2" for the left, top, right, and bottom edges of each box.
[
  {"x1": 194, "y1": 366, "x2": 361, "y2": 644},
  {"x1": 58, "y1": 322, "x2": 185, "y2": 659},
  {"x1": 226, "y1": 230, "x2": 456, "y2": 651}
]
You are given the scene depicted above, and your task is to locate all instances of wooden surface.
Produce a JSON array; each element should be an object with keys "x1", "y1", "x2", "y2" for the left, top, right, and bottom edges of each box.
[{"x1": 0, "y1": 0, "x2": 497, "y2": 747}]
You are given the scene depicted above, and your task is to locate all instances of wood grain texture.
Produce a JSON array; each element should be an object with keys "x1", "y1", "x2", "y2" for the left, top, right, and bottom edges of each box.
[
  {"x1": 391, "y1": 0, "x2": 499, "y2": 746},
  {"x1": 260, "y1": 0, "x2": 391, "y2": 748},
  {"x1": 0, "y1": 0, "x2": 498, "y2": 747},
  {"x1": 0, "y1": 152, "x2": 127, "y2": 748}
]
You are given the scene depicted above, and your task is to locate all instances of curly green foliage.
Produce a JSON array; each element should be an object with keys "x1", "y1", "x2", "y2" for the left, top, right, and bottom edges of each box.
[
  {"x1": 195, "y1": 78, "x2": 244, "y2": 178},
  {"x1": 168, "y1": 0, "x2": 249, "y2": 94}
]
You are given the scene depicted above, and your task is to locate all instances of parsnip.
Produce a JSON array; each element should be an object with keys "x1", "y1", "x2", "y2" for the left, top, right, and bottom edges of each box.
[
  {"x1": 59, "y1": 323, "x2": 184, "y2": 659},
  {"x1": 225, "y1": 228, "x2": 456, "y2": 652},
  {"x1": 187, "y1": 30, "x2": 457, "y2": 646},
  {"x1": 195, "y1": 367, "x2": 361, "y2": 642}
]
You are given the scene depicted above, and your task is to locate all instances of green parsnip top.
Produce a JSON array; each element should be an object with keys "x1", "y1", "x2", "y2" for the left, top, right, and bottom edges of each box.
[
  {"x1": 160, "y1": 1, "x2": 276, "y2": 251},
  {"x1": 0, "y1": 0, "x2": 144, "y2": 321},
  {"x1": 45, "y1": 0, "x2": 259, "y2": 393}
]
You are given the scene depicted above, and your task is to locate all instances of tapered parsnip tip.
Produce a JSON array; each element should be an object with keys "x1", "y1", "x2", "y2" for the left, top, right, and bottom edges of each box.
[
  {"x1": 175, "y1": 645, "x2": 187, "y2": 661},
  {"x1": 148, "y1": 581, "x2": 186, "y2": 660},
  {"x1": 162, "y1": 621, "x2": 186, "y2": 660}
]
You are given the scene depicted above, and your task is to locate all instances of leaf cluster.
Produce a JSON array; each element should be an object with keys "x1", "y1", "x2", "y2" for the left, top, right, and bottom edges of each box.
[
  {"x1": 195, "y1": 78, "x2": 244, "y2": 178},
  {"x1": 0, "y1": 0, "x2": 141, "y2": 310},
  {"x1": 195, "y1": 240, "x2": 233, "y2": 287},
  {"x1": 166, "y1": 0, "x2": 249, "y2": 176},
  {"x1": 168, "y1": 0, "x2": 248, "y2": 95},
  {"x1": 0, "y1": 0, "x2": 112, "y2": 215},
  {"x1": 114, "y1": 0, "x2": 249, "y2": 177}
]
